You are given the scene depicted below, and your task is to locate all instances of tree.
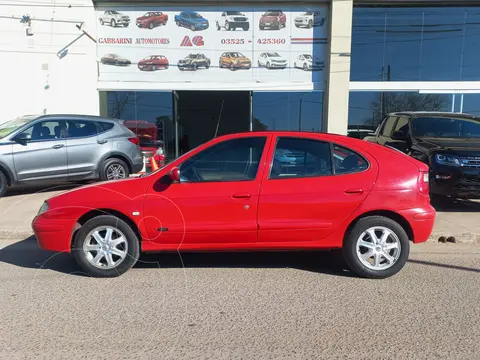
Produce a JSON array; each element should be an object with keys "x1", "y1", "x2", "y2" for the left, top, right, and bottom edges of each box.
[
  {"x1": 364, "y1": 93, "x2": 450, "y2": 127},
  {"x1": 108, "y1": 92, "x2": 143, "y2": 119}
]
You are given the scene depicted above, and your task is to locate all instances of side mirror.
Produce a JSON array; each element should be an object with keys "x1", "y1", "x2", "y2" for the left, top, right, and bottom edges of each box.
[
  {"x1": 391, "y1": 131, "x2": 408, "y2": 141},
  {"x1": 14, "y1": 133, "x2": 31, "y2": 144},
  {"x1": 169, "y1": 167, "x2": 180, "y2": 182}
]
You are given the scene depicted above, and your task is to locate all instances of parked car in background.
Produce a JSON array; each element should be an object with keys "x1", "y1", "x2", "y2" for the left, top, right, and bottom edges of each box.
[
  {"x1": 99, "y1": 10, "x2": 130, "y2": 27},
  {"x1": 137, "y1": 55, "x2": 169, "y2": 71},
  {"x1": 294, "y1": 54, "x2": 324, "y2": 71},
  {"x1": 216, "y1": 11, "x2": 249, "y2": 31},
  {"x1": 257, "y1": 52, "x2": 287, "y2": 69},
  {"x1": 124, "y1": 120, "x2": 165, "y2": 168},
  {"x1": 101, "y1": 54, "x2": 131, "y2": 66},
  {"x1": 259, "y1": 10, "x2": 286, "y2": 30},
  {"x1": 294, "y1": 11, "x2": 325, "y2": 28},
  {"x1": 174, "y1": 11, "x2": 209, "y2": 31},
  {"x1": 177, "y1": 53, "x2": 211, "y2": 71},
  {"x1": 136, "y1": 11, "x2": 168, "y2": 29},
  {"x1": 33, "y1": 131, "x2": 435, "y2": 279},
  {"x1": 219, "y1": 52, "x2": 251, "y2": 70},
  {"x1": 364, "y1": 111, "x2": 480, "y2": 199},
  {"x1": 347, "y1": 125, "x2": 376, "y2": 140},
  {"x1": 0, "y1": 114, "x2": 143, "y2": 197}
]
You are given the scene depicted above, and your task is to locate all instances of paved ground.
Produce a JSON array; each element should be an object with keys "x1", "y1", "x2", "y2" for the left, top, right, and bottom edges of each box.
[
  {"x1": 0, "y1": 239, "x2": 478, "y2": 360},
  {"x1": 0, "y1": 184, "x2": 479, "y2": 243}
]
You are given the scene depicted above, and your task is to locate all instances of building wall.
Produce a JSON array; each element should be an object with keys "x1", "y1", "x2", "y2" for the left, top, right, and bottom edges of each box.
[{"x1": 0, "y1": 0, "x2": 99, "y2": 121}]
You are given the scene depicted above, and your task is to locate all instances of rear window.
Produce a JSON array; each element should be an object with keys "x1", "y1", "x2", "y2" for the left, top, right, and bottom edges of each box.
[{"x1": 333, "y1": 145, "x2": 369, "y2": 174}]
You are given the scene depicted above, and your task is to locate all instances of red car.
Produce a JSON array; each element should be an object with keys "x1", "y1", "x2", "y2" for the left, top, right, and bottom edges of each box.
[
  {"x1": 136, "y1": 11, "x2": 168, "y2": 29},
  {"x1": 32, "y1": 132, "x2": 435, "y2": 278},
  {"x1": 259, "y1": 10, "x2": 286, "y2": 30},
  {"x1": 137, "y1": 55, "x2": 169, "y2": 71}
]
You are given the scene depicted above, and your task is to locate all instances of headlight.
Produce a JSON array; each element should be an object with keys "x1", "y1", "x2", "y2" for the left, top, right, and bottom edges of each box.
[
  {"x1": 435, "y1": 154, "x2": 461, "y2": 167},
  {"x1": 37, "y1": 201, "x2": 49, "y2": 216}
]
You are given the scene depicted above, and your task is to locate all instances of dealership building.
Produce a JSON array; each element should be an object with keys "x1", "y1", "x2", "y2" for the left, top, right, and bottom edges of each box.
[{"x1": 2, "y1": 0, "x2": 480, "y2": 160}]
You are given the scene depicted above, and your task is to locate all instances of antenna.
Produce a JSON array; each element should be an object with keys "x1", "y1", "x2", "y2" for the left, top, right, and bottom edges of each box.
[{"x1": 214, "y1": 100, "x2": 224, "y2": 138}]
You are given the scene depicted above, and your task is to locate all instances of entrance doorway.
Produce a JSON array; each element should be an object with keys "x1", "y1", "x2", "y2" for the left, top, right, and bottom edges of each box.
[{"x1": 174, "y1": 91, "x2": 251, "y2": 157}]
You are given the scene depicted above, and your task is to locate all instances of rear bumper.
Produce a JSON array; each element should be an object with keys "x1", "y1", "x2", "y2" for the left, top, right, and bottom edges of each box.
[
  {"x1": 32, "y1": 215, "x2": 76, "y2": 252},
  {"x1": 398, "y1": 206, "x2": 436, "y2": 243}
]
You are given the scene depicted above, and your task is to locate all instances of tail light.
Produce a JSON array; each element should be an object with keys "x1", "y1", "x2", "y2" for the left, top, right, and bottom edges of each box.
[
  {"x1": 128, "y1": 137, "x2": 139, "y2": 146},
  {"x1": 418, "y1": 170, "x2": 430, "y2": 196}
]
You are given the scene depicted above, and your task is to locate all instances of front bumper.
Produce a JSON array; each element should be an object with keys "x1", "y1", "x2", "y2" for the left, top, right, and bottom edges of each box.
[
  {"x1": 430, "y1": 168, "x2": 480, "y2": 199},
  {"x1": 32, "y1": 215, "x2": 76, "y2": 253},
  {"x1": 177, "y1": 62, "x2": 194, "y2": 69},
  {"x1": 234, "y1": 62, "x2": 251, "y2": 69},
  {"x1": 268, "y1": 62, "x2": 287, "y2": 68},
  {"x1": 194, "y1": 22, "x2": 209, "y2": 30},
  {"x1": 294, "y1": 19, "x2": 308, "y2": 26},
  {"x1": 116, "y1": 18, "x2": 130, "y2": 25}
]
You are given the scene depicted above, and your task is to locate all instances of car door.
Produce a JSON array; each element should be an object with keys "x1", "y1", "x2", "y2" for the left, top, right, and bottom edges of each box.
[
  {"x1": 11, "y1": 119, "x2": 68, "y2": 183},
  {"x1": 65, "y1": 119, "x2": 107, "y2": 179},
  {"x1": 375, "y1": 116, "x2": 397, "y2": 145},
  {"x1": 143, "y1": 135, "x2": 272, "y2": 246},
  {"x1": 257, "y1": 135, "x2": 377, "y2": 243}
]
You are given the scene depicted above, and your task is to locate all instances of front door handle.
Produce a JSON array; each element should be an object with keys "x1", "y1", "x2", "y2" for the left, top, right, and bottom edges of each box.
[
  {"x1": 345, "y1": 188, "x2": 364, "y2": 194},
  {"x1": 232, "y1": 192, "x2": 251, "y2": 199},
  {"x1": 97, "y1": 139, "x2": 108, "y2": 144},
  {"x1": 52, "y1": 144, "x2": 64, "y2": 149}
]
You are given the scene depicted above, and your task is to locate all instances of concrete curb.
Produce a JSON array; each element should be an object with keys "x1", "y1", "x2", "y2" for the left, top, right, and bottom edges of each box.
[{"x1": 0, "y1": 229, "x2": 34, "y2": 240}]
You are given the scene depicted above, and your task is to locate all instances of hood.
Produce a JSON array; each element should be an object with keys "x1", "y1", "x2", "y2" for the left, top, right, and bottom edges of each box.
[
  {"x1": 47, "y1": 177, "x2": 151, "y2": 208},
  {"x1": 191, "y1": 17, "x2": 207, "y2": 22},
  {"x1": 261, "y1": 15, "x2": 279, "y2": 20},
  {"x1": 416, "y1": 137, "x2": 480, "y2": 153},
  {"x1": 137, "y1": 16, "x2": 149, "y2": 21}
]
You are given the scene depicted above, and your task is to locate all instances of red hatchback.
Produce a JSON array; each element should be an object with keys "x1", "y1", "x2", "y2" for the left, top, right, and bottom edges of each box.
[
  {"x1": 32, "y1": 132, "x2": 435, "y2": 278},
  {"x1": 137, "y1": 55, "x2": 169, "y2": 71}
]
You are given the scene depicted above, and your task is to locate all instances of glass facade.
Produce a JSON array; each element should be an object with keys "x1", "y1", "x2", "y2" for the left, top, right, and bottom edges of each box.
[{"x1": 351, "y1": 6, "x2": 480, "y2": 82}]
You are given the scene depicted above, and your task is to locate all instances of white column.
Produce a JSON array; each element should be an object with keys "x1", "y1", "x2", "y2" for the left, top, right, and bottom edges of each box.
[{"x1": 324, "y1": 0, "x2": 353, "y2": 135}]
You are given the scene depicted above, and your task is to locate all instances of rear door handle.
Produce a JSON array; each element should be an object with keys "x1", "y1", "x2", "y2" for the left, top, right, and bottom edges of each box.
[
  {"x1": 345, "y1": 188, "x2": 364, "y2": 194},
  {"x1": 232, "y1": 192, "x2": 251, "y2": 199},
  {"x1": 52, "y1": 144, "x2": 64, "y2": 149},
  {"x1": 97, "y1": 139, "x2": 108, "y2": 144}
]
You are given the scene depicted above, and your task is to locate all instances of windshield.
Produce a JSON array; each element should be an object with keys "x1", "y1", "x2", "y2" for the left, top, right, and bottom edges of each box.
[
  {"x1": 304, "y1": 54, "x2": 312, "y2": 59},
  {"x1": 412, "y1": 117, "x2": 480, "y2": 138},
  {"x1": 191, "y1": 13, "x2": 202, "y2": 18},
  {"x1": 226, "y1": 11, "x2": 242, "y2": 15},
  {"x1": 0, "y1": 115, "x2": 37, "y2": 139},
  {"x1": 111, "y1": 11, "x2": 119, "y2": 14},
  {"x1": 188, "y1": 54, "x2": 199, "y2": 59},
  {"x1": 230, "y1": 52, "x2": 243, "y2": 58},
  {"x1": 267, "y1": 52, "x2": 280, "y2": 57},
  {"x1": 265, "y1": 11, "x2": 279, "y2": 16}
]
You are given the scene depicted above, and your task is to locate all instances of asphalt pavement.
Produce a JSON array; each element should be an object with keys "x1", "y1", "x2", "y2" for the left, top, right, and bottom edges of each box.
[{"x1": 0, "y1": 239, "x2": 479, "y2": 360}]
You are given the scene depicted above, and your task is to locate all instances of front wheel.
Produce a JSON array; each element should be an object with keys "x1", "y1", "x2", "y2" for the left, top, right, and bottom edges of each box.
[
  {"x1": 342, "y1": 216, "x2": 410, "y2": 279},
  {"x1": 148, "y1": 22, "x2": 154, "y2": 29},
  {"x1": 100, "y1": 158, "x2": 130, "y2": 181},
  {"x1": 205, "y1": 62, "x2": 210, "y2": 69},
  {"x1": 111, "y1": 19, "x2": 116, "y2": 27},
  {"x1": 72, "y1": 215, "x2": 139, "y2": 277},
  {"x1": 0, "y1": 171, "x2": 7, "y2": 198}
]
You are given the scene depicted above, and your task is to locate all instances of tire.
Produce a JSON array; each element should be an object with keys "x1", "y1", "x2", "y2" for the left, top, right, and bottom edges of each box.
[
  {"x1": 230, "y1": 63, "x2": 236, "y2": 71},
  {"x1": 100, "y1": 158, "x2": 130, "y2": 181},
  {"x1": 193, "y1": 63, "x2": 198, "y2": 71},
  {"x1": 216, "y1": 22, "x2": 220, "y2": 30},
  {"x1": 148, "y1": 22, "x2": 154, "y2": 29},
  {"x1": 123, "y1": 23, "x2": 128, "y2": 27},
  {"x1": 111, "y1": 19, "x2": 116, "y2": 27},
  {"x1": 225, "y1": 21, "x2": 230, "y2": 31},
  {"x1": 219, "y1": 61, "x2": 223, "y2": 68},
  {"x1": 0, "y1": 171, "x2": 7, "y2": 198},
  {"x1": 205, "y1": 62, "x2": 210, "y2": 69},
  {"x1": 176, "y1": 20, "x2": 180, "y2": 26},
  {"x1": 259, "y1": 25, "x2": 264, "y2": 30},
  {"x1": 303, "y1": 63, "x2": 308, "y2": 71},
  {"x1": 258, "y1": 60, "x2": 261, "y2": 67},
  {"x1": 100, "y1": 19, "x2": 104, "y2": 25},
  {"x1": 190, "y1": 24, "x2": 195, "y2": 31},
  {"x1": 295, "y1": 24, "x2": 300, "y2": 28},
  {"x1": 294, "y1": 62, "x2": 297, "y2": 68},
  {"x1": 162, "y1": 20, "x2": 167, "y2": 26},
  {"x1": 165, "y1": 64, "x2": 169, "y2": 69},
  {"x1": 266, "y1": 61, "x2": 270, "y2": 69},
  {"x1": 308, "y1": 20, "x2": 313, "y2": 28},
  {"x1": 114, "y1": 60, "x2": 119, "y2": 66},
  {"x1": 243, "y1": 24, "x2": 249, "y2": 31},
  {"x1": 72, "y1": 215, "x2": 139, "y2": 277},
  {"x1": 342, "y1": 216, "x2": 410, "y2": 279}
]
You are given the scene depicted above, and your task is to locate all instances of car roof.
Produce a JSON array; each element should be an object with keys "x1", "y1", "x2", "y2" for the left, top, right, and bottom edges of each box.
[
  {"x1": 30, "y1": 114, "x2": 123, "y2": 123},
  {"x1": 387, "y1": 111, "x2": 480, "y2": 120}
]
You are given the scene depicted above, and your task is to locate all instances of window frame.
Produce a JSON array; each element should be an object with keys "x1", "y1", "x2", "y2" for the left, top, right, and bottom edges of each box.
[
  {"x1": 65, "y1": 119, "x2": 99, "y2": 140},
  {"x1": 331, "y1": 142, "x2": 370, "y2": 176},
  {"x1": 96, "y1": 121, "x2": 115, "y2": 134},
  {"x1": 268, "y1": 136, "x2": 334, "y2": 180},
  {"x1": 380, "y1": 116, "x2": 397, "y2": 137},
  {"x1": 15, "y1": 119, "x2": 68, "y2": 143},
  {"x1": 178, "y1": 136, "x2": 268, "y2": 184}
]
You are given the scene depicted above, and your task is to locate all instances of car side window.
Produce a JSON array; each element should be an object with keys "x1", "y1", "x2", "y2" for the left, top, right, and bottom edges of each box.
[
  {"x1": 18, "y1": 120, "x2": 67, "y2": 141},
  {"x1": 333, "y1": 145, "x2": 369, "y2": 175},
  {"x1": 270, "y1": 137, "x2": 332, "y2": 179},
  {"x1": 381, "y1": 117, "x2": 397, "y2": 137},
  {"x1": 96, "y1": 121, "x2": 114, "y2": 134},
  {"x1": 394, "y1": 117, "x2": 409, "y2": 135},
  {"x1": 179, "y1": 137, "x2": 267, "y2": 182},
  {"x1": 66, "y1": 120, "x2": 98, "y2": 139}
]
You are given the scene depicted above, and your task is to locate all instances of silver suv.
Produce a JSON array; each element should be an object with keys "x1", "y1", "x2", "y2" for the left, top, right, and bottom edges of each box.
[{"x1": 0, "y1": 114, "x2": 143, "y2": 197}]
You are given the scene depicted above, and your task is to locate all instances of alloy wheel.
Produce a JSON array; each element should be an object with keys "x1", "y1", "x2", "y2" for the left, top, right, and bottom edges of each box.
[
  {"x1": 83, "y1": 226, "x2": 128, "y2": 269},
  {"x1": 355, "y1": 226, "x2": 401, "y2": 271},
  {"x1": 106, "y1": 164, "x2": 126, "y2": 180}
]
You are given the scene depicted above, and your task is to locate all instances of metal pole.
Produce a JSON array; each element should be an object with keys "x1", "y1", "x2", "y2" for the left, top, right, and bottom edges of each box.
[
  {"x1": 298, "y1": 99, "x2": 303, "y2": 131},
  {"x1": 249, "y1": 91, "x2": 253, "y2": 131},
  {"x1": 173, "y1": 91, "x2": 179, "y2": 158}
]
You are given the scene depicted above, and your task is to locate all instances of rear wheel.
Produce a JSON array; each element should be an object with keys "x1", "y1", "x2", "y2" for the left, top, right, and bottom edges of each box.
[
  {"x1": 100, "y1": 158, "x2": 130, "y2": 181},
  {"x1": 100, "y1": 19, "x2": 104, "y2": 25},
  {"x1": 72, "y1": 215, "x2": 139, "y2": 277},
  {"x1": 0, "y1": 171, "x2": 7, "y2": 198},
  {"x1": 343, "y1": 216, "x2": 410, "y2": 279}
]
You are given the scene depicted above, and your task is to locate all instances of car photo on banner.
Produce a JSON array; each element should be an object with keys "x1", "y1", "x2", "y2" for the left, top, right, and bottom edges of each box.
[
  {"x1": 137, "y1": 55, "x2": 169, "y2": 71},
  {"x1": 100, "y1": 54, "x2": 131, "y2": 66},
  {"x1": 174, "y1": 11, "x2": 209, "y2": 31},
  {"x1": 219, "y1": 52, "x2": 252, "y2": 71},
  {"x1": 259, "y1": 10, "x2": 286, "y2": 30},
  {"x1": 216, "y1": 11, "x2": 250, "y2": 31},
  {"x1": 294, "y1": 54, "x2": 325, "y2": 71},
  {"x1": 177, "y1": 53, "x2": 211, "y2": 71},
  {"x1": 136, "y1": 11, "x2": 168, "y2": 29},
  {"x1": 257, "y1": 52, "x2": 288, "y2": 69},
  {"x1": 99, "y1": 10, "x2": 130, "y2": 27},
  {"x1": 294, "y1": 11, "x2": 325, "y2": 28}
]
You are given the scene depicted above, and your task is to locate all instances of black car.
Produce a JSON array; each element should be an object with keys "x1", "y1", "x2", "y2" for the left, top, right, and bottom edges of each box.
[{"x1": 365, "y1": 111, "x2": 480, "y2": 199}]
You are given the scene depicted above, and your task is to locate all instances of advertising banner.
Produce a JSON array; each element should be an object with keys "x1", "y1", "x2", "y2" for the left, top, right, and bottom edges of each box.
[{"x1": 95, "y1": 6, "x2": 328, "y2": 90}]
